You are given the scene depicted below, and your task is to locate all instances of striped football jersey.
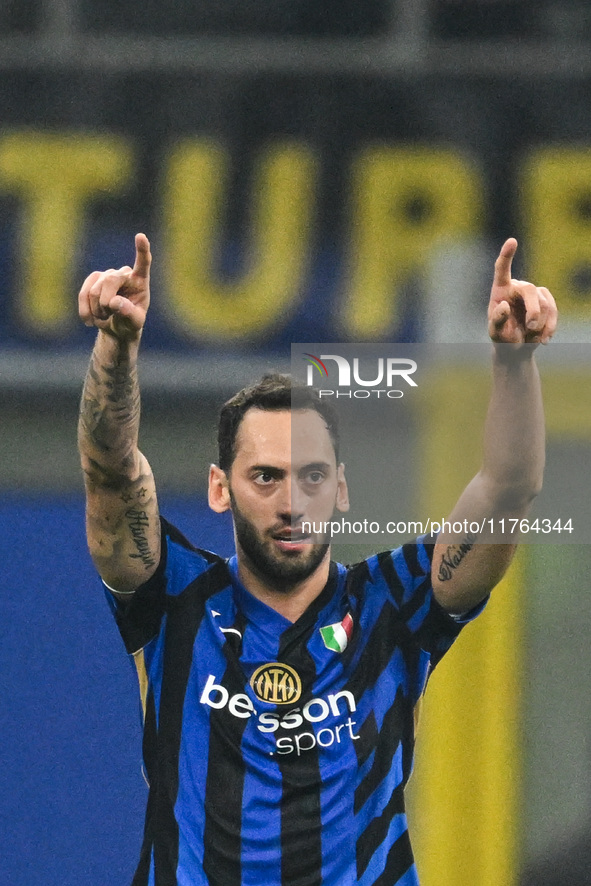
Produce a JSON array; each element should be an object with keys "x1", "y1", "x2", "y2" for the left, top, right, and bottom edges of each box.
[{"x1": 107, "y1": 517, "x2": 481, "y2": 886}]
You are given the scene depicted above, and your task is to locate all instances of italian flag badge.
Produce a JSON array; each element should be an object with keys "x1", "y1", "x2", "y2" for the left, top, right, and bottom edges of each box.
[{"x1": 320, "y1": 612, "x2": 354, "y2": 653}]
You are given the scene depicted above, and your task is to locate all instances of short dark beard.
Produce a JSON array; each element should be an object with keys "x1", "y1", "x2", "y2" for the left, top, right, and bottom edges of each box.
[{"x1": 230, "y1": 493, "x2": 329, "y2": 594}]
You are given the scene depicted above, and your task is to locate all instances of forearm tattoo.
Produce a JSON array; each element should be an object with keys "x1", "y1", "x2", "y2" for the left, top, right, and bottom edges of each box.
[
  {"x1": 79, "y1": 345, "x2": 159, "y2": 576},
  {"x1": 79, "y1": 347, "x2": 141, "y2": 482},
  {"x1": 437, "y1": 532, "x2": 476, "y2": 582}
]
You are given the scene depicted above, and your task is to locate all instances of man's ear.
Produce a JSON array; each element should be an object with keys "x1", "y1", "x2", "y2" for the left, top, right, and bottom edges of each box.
[
  {"x1": 335, "y1": 462, "x2": 350, "y2": 513},
  {"x1": 208, "y1": 464, "x2": 231, "y2": 513}
]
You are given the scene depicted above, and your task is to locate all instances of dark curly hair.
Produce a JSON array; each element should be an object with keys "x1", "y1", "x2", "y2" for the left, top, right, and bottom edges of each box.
[{"x1": 217, "y1": 373, "x2": 339, "y2": 473}]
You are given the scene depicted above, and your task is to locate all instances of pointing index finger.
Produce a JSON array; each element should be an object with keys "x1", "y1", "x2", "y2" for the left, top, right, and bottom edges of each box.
[
  {"x1": 133, "y1": 232, "x2": 152, "y2": 279},
  {"x1": 493, "y1": 237, "x2": 518, "y2": 288}
]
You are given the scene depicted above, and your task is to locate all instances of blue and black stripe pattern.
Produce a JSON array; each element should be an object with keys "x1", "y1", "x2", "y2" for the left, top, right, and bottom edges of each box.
[{"x1": 107, "y1": 518, "x2": 480, "y2": 886}]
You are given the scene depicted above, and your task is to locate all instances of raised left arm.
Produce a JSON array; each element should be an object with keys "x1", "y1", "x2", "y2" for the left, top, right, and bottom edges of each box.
[{"x1": 432, "y1": 238, "x2": 558, "y2": 614}]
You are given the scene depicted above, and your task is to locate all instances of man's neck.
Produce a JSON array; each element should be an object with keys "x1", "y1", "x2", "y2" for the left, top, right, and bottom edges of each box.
[{"x1": 236, "y1": 553, "x2": 332, "y2": 623}]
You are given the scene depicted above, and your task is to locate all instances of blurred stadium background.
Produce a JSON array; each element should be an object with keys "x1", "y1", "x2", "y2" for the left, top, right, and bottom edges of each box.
[{"x1": 2, "y1": 1, "x2": 591, "y2": 884}]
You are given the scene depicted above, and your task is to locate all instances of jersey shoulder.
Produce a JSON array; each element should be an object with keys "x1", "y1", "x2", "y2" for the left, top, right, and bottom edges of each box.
[
  {"x1": 159, "y1": 516, "x2": 228, "y2": 594},
  {"x1": 342, "y1": 534, "x2": 436, "y2": 603},
  {"x1": 107, "y1": 516, "x2": 231, "y2": 654}
]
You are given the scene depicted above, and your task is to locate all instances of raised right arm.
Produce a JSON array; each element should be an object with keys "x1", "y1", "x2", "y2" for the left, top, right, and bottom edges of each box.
[{"x1": 77, "y1": 234, "x2": 160, "y2": 593}]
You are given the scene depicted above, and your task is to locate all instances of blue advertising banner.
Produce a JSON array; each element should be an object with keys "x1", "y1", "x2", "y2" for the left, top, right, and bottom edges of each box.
[
  {"x1": 0, "y1": 76, "x2": 590, "y2": 359},
  {"x1": 0, "y1": 494, "x2": 233, "y2": 886}
]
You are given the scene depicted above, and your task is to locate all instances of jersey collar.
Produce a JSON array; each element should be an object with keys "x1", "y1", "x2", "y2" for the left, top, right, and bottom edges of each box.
[{"x1": 226, "y1": 555, "x2": 343, "y2": 633}]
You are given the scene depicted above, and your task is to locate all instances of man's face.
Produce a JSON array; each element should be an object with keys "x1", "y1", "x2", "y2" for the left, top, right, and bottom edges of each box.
[{"x1": 225, "y1": 408, "x2": 349, "y2": 592}]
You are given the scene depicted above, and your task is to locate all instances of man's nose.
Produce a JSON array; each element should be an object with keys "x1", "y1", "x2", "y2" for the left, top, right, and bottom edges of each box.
[{"x1": 277, "y1": 478, "x2": 306, "y2": 521}]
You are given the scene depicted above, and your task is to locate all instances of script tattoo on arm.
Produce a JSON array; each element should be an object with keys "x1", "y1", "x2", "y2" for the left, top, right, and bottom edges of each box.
[
  {"x1": 437, "y1": 532, "x2": 477, "y2": 582},
  {"x1": 125, "y1": 507, "x2": 157, "y2": 570}
]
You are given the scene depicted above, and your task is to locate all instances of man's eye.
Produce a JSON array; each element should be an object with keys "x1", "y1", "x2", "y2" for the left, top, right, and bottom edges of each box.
[
  {"x1": 254, "y1": 472, "x2": 275, "y2": 485},
  {"x1": 306, "y1": 471, "x2": 325, "y2": 484}
]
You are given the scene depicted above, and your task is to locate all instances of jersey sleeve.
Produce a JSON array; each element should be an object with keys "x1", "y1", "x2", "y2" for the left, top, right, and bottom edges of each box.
[
  {"x1": 373, "y1": 534, "x2": 487, "y2": 670},
  {"x1": 104, "y1": 518, "x2": 170, "y2": 655},
  {"x1": 104, "y1": 516, "x2": 222, "y2": 655}
]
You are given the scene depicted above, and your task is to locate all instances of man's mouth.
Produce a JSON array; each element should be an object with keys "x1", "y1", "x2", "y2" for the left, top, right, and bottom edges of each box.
[{"x1": 271, "y1": 529, "x2": 312, "y2": 551}]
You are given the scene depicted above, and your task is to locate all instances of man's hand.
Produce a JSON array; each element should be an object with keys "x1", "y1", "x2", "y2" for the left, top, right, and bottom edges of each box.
[
  {"x1": 488, "y1": 238, "x2": 558, "y2": 345},
  {"x1": 78, "y1": 233, "x2": 152, "y2": 340}
]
